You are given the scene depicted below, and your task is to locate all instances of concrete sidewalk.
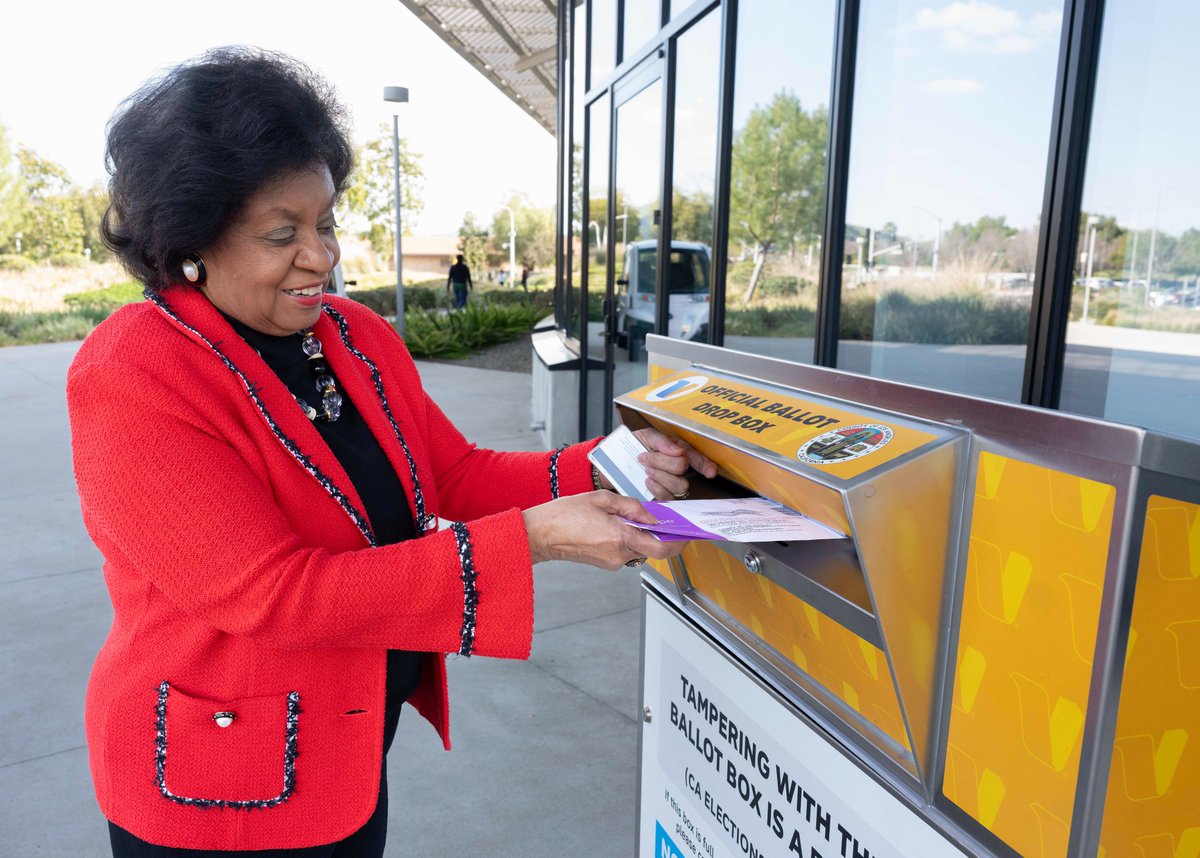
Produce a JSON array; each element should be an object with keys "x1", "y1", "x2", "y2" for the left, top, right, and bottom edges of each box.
[{"x1": 0, "y1": 341, "x2": 642, "y2": 857}]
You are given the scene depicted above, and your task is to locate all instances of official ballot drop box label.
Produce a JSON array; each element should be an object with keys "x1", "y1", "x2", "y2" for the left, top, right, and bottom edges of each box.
[
  {"x1": 630, "y1": 371, "x2": 937, "y2": 480},
  {"x1": 640, "y1": 594, "x2": 961, "y2": 858}
]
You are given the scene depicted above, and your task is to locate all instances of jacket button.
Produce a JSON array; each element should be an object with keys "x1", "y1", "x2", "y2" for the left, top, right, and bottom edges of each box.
[{"x1": 213, "y1": 711, "x2": 236, "y2": 728}]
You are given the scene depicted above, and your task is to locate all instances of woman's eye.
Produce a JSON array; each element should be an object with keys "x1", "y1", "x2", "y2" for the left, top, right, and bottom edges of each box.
[
  {"x1": 265, "y1": 230, "x2": 295, "y2": 245},
  {"x1": 319, "y1": 222, "x2": 338, "y2": 234}
]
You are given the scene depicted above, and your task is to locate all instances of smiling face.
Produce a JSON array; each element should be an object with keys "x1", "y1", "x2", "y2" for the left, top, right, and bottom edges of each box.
[{"x1": 199, "y1": 164, "x2": 341, "y2": 336}]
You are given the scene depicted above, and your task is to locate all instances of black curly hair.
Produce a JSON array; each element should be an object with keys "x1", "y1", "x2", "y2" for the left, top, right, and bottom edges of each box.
[{"x1": 102, "y1": 46, "x2": 354, "y2": 291}]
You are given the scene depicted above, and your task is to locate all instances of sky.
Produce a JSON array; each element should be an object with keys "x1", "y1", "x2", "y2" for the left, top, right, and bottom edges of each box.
[
  {"x1": 728, "y1": 0, "x2": 1198, "y2": 240},
  {"x1": 0, "y1": 0, "x2": 557, "y2": 236}
]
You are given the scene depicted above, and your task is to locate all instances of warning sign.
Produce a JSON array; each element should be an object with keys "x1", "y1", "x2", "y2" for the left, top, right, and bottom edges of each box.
[{"x1": 639, "y1": 595, "x2": 962, "y2": 858}]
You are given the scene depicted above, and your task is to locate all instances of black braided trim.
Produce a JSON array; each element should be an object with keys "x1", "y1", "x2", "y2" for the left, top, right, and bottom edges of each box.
[
  {"x1": 154, "y1": 680, "x2": 300, "y2": 809},
  {"x1": 549, "y1": 446, "x2": 565, "y2": 499},
  {"x1": 146, "y1": 290, "x2": 376, "y2": 546},
  {"x1": 324, "y1": 304, "x2": 430, "y2": 531},
  {"x1": 449, "y1": 522, "x2": 478, "y2": 656}
]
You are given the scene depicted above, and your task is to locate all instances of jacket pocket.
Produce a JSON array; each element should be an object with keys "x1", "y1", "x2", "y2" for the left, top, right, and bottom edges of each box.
[{"x1": 155, "y1": 680, "x2": 299, "y2": 808}]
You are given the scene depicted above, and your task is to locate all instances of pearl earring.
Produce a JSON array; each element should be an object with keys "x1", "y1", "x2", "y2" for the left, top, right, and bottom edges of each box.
[{"x1": 181, "y1": 255, "x2": 207, "y2": 284}]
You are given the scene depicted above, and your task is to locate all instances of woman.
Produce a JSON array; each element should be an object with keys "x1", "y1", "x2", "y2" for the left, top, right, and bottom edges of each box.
[{"x1": 68, "y1": 47, "x2": 714, "y2": 856}]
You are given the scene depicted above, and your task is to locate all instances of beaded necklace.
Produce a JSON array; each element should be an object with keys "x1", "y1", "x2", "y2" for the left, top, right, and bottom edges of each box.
[{"x1": 296, "y1": 329, "x2": 342, "y2": 422}]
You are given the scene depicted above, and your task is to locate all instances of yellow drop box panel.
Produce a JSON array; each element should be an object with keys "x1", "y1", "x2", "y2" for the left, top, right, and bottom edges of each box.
[
  {"x1": 943, "y1": 452, "x2": 1116, "y2": 858},
  {"x1": 1098, "y1": 495, "x2": 1200, "y2": 858},
  {"x1": 630, "y1": 335, "x2": 1200, "y2": 858}
]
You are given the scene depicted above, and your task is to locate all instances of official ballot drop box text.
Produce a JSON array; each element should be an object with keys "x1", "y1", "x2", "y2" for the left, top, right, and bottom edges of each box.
[{"x1": 622, "y1": 335, "x2": 1200, "y2": 858}]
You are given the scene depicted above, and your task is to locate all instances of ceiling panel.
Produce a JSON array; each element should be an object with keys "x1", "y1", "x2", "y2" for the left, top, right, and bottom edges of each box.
[{"x1": 397, "y1": 0, "x2": 559, "y2": 135}]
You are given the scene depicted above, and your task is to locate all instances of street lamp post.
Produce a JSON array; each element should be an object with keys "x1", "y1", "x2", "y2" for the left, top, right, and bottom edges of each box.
[
  {"x1": 384, "y1": 86, "x2": 409, "y2": 334},
  {"x1": 1146, "y1": 185, "x2": 1175, "y2": 306},
  {"x1": 500, "y1": 204, "x2": 517, "y2": 287},
  {"x1": 914, "y1": 206, "x2": 941, "y2": 278},
  {"x1": 1082, "y1": 214, "x2": 1099, "y2": 323}
]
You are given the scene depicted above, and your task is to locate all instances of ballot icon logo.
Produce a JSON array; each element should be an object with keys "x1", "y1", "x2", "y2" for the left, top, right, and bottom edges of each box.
[
  {"x1": 646, "y1": 375, "x2": 708, "y2": 402},
  {"x1": 797, "y1": 423, "x2": 893, "y2": 465}
]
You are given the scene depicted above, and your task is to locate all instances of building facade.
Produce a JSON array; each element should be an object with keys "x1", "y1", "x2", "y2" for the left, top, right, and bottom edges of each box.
[{"x1": 551, "y1": 0, "x2": 1200, "y2": 443}]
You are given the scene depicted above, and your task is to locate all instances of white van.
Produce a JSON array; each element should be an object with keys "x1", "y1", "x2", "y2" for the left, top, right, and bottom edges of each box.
[{"x1": 616, "y1": 240, "x2": 711, "y2": 358}]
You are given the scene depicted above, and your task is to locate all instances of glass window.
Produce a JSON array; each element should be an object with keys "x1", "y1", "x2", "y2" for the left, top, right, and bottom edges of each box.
[
  {"x1": 590, "y1": 0, "x2": 617, "y2": 85},
  {"x1": 585, "y1": 92, "x2": 611, "y2": 366},
  {"x1": 567, "y1": 6, "x2": 587, "y2": 340},
  {"x1": 838, "y1": 1, "x2": 1063, "y2": 400},
  {"x1": 1060, "y1": 2, "x2": 1200, "y2": 440},
  {"x1": 725, "y1": 0, "x2": 836, "y2": 361},
  {"x1": 666, "y1": 9, "x2": 721, "y2": 344},
  {"x1": 623, "y1": 0, "x2": 662, "y2": 63},
  {"x1": 609, "y1": 75, "x2": 662, "y2": 381}
]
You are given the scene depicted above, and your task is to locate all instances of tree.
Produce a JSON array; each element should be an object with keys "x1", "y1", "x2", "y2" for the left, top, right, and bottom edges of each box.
[
  {"x1": 586, "y1": 190, "x2": 643, "y2": 261},
  {"x1": 72, "y1": 182, "x2": 111, "y2": 262},
  {"x1": 1171, "y1": 227, "x2": 1200, "y2": 277},
  {"x1": 457, "y1": 211, "x2": 490, "y2": 279},
  {"x1": 15, "y1": 145, "x2": 83, "y2": 259},
  {"x1": 728, "y1": 91, "x2": 828, "y2": 303},
  {"x1": 491, "y1": 193, "x2": 555, "y2": 271},
  {"x1": 0, "y1": 123, "x2": 27, "y2": 252},
  {"x1": 941, "y1": 214, "x2": 1016, "y2": 271},
  {"x1": 671, "y1": 189, "x2": 714, "y2": 246},
  {"x1": 342, "y1": 124, "x2": 425, "y2": 261},
  {"x1": 1007, "y1": 225, "x2": 1040, "y2": 276}
]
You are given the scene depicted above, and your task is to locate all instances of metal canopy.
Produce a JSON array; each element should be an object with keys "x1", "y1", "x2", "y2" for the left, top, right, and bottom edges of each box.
[{"x1": 397, "y1": 0, "x2": 558, "y2": 135}]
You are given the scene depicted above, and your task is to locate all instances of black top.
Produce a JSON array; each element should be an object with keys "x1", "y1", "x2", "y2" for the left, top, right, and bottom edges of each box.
[
  {"x1": 227, "y1": 316, "x2": 422, "y2": 755},
  {"x1": 448, "y1": 262, "x2": 472, "y2": 286}
]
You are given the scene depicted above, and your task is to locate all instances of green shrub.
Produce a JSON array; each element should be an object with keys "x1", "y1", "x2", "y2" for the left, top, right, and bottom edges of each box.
[
  {"x1": 345, "y1": 286, "x2": 393, "y2": 315},
  {"x1": 48, "y1": 252, "x2": 89, "y2": 268},
  {"x1": 0, "y1": 254, "x2": 34, "y2": 271},
  {"x1": 837, "y1": 288, "x2": 1028, "y2": 344},
  {"x1": 588, "y1": 290, "x2": 605, "y2": 322},
  {"x1": 759, "y1": 276, "x2": 801, "y2": 298},
  {"x1": 402, "y1": 303, "x2": 545, "y2": 359},
  {"x1": 345, "y1": 285, "x2": 450, "y2": 316},
  {"x1": 725, "y1": 303, "x2": 816, "y2": 338},
  {"x1": 480, "y1": 287, "x2": 554, "y2": 314},
  {"x1": 839, "y1": 291, "x2": 876, "y2": 340},
  {"x1": 0, "y1": 306, "x2": 111, "y2": 346},
  {"x1": 64, "y1": 280, "x2": 145, "y2": 312}
]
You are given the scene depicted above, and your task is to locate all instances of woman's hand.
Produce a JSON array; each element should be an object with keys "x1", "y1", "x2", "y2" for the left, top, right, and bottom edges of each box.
[
  {"x1": 596, "y1": 427, "x2": 718, "y2": 500},
  {"x1": 523, "y1": 491, "x2": 688, "y2": 569}
]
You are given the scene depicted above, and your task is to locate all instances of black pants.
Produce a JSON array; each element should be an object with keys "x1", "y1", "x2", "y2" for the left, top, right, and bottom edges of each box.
[{"x1": 108, "y1": 768, "x2": 388, "y2": 858}]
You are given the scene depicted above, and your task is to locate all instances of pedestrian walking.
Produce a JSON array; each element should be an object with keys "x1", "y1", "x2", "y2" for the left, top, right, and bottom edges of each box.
[{"x1": 447, "y1": 254, "x2": 472, "y2": 309}]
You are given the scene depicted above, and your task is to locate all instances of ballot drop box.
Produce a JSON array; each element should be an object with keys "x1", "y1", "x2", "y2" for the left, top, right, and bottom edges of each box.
[{"x1": 622, "y1": 336, "x2": 1200, "y2": 858}]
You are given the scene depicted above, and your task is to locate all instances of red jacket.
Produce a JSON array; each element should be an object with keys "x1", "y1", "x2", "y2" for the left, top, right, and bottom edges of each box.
[{"x1": 67, "y1": 287, "x2": 598, "y2": 850}]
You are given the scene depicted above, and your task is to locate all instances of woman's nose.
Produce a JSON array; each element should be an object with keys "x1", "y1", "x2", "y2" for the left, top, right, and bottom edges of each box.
[{"x1": 295, "y1": 229, "x2": 335, "y2": 273}]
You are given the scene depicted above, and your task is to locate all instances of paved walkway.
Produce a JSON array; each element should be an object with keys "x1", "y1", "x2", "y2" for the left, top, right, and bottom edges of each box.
[{"x1": 0, "y1": 341, "x2": 642, "y2": 857}]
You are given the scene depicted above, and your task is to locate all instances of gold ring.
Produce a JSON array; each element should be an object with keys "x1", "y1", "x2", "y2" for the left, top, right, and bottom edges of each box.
[
  {"x1": 625, "y1": 557, "x2": 648, "y2": 567},
  {"x1": 672, "y1": 491, "x2": 690, "y2": 500}
]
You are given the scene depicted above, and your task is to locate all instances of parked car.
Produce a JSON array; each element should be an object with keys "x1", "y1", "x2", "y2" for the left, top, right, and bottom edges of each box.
[{"x1": 616, "y1": 240, "x2": 711, "y2": 359}]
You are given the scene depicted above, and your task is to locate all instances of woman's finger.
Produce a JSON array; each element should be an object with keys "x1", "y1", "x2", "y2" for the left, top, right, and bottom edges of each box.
[
  {"x1": 599, "y1": 490, "x2": 659, "y2": 524},
  {"x1": 637, "y1": 449, "x2": 689, "y2": 476},
  {"x1": 682, "y1": 443, "x2": 718, "y2": 478},
  {"x1": 644, "y1": 473, "x2": 689, "y2": 501},
  {"x1": 633, "y1": 427, "x2": 683, "y2": 455},
  {"x1": 625, "y1": 528, "x2": 688, "y2": 561}
]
